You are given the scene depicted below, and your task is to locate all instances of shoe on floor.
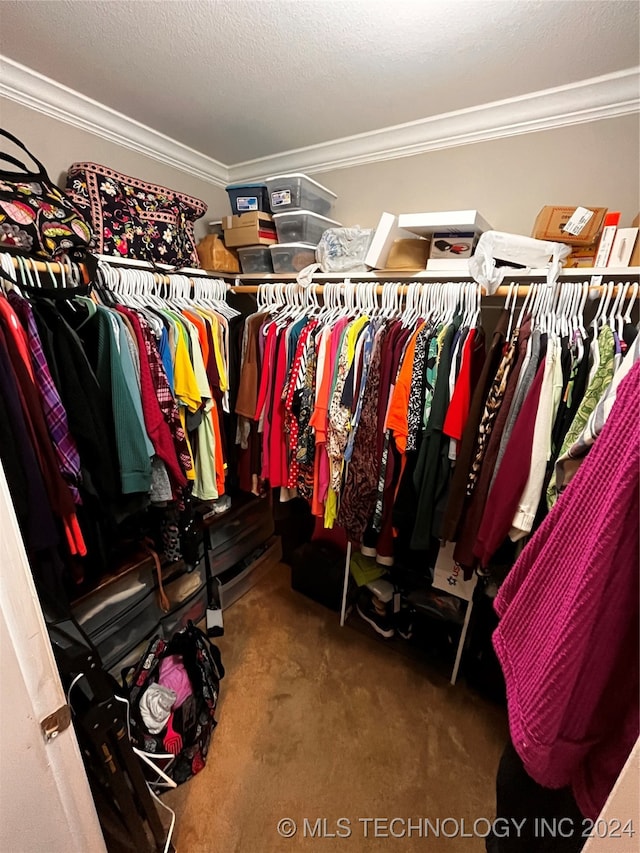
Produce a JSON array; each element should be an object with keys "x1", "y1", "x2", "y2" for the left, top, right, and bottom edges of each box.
[
  {"x1": 394, "y1": 606, "x2": 415, "y2": 641},
  {"x1": 356, "y1": 591, "x2": 395, "y2": 638},
  {"x1": 350, "y1": 551, "x2": 385, "y2": 587},
  {"x1": 408, "y1": 588, "x2": 463, "y2": 623}
]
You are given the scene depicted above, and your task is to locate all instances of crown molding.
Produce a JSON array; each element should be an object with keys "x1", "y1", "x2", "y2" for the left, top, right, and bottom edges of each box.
[
  {"x1": 1, "y1": 56, "x2": 638, "y2": 186},
  {"x1": 0, "y1": 56, "x2": 229, "y2": 187},
  {"x1": 229, "y1": 67, "x2": 640, "y2": 181}
]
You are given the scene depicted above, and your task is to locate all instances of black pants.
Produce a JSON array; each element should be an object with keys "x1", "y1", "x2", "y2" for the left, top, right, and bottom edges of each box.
[{"x1": 487, "y1": 739, "x2": 586, "y2": 853}]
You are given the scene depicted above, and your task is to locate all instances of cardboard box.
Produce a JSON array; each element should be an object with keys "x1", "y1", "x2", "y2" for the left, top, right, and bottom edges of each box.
[
  {"x1": 532, "y1": 205, "x2": 607, "y2": 246},
  {"x1": 196, "y1": 234, "x2": 240, "y2": 273},
  {"x1": 221, "y1": 212, "x2": 277, "y2": 248},
  {"x1": 565, "y1": 242, "x2": 599, "y2": 268},
  {"x1": 429, "y1": 232, "x2": 477, "y2": 259},
  {"x1": 385, "y1": 238, "x2": 430, "y2": 270}
]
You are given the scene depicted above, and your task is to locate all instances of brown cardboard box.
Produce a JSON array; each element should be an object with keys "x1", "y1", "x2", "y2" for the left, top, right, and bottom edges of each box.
[
  {"x1": 385, "y1": 238, "x2": 430, "y2": 270},
  {"x1": 631, "y1": 214, "x2": 640, "y2": 267},
  {"x1": 532, "y1": 205, "x2": 608, "y2": 246},
  {"x1": 196, "y1": 234, "x2": 239, "y2": 272},
  {"x1": 564, "y1": 241, "x2": 599, "y2": 268},
  {"x1": 221, "y1": 212, "x2": 277, "y2": 248}
]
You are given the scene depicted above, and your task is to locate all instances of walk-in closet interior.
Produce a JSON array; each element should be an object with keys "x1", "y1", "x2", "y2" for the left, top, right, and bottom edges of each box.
[{"x1": 0, "y1": 2, "x2": 639, "y2": 852}]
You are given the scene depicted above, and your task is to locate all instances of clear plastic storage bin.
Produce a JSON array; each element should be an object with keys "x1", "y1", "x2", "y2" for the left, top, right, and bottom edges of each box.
[
  {"x1": 269, "y1": 243, "x2": 317, "y2": 273},
  {"x1": 225, "y1": 182, "x2": 270, "y2": 215},
  {"x1": 265, "y1": 174, "x2": 336, "y2": 215},
  {"x1": 273, "y1": 210, "x2": 341, "y2": 246},
  {"x1": 237, "y1": 245, "x2": 274, "y2": 274}
]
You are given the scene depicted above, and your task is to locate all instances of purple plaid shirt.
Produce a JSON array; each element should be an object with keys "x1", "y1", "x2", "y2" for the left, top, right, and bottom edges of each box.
[{"x1": 9, "y1": 292, "x2": 82, "y2": 504}]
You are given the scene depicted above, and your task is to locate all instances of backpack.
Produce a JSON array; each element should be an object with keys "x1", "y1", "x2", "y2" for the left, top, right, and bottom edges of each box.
[{"x1": 126, "y1": 621, "x2": 224, "y2": 786}]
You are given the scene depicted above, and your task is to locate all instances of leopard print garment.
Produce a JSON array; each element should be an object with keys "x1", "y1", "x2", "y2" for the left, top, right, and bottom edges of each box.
[
  {"x1": 337, "y1": 327, "x2": 387, "y2": 541},
  {"x1": 466, "y1": 331, "x2": 519, "y2": 497}
]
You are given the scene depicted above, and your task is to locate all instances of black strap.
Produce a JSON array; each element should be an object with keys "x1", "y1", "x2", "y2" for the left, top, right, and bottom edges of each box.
[
  {"x1": 0, "y1": 257, "x2": 94, "y2": 298},
  {"x1": 0, "y1": 152, "x2": 34, "y2": 174},
  {"x1": 0, "y1": 267, "x2": 15, "y2": 287},
  {"x1": 0, "y1": 127, "x2": 47, "y2": 176}
]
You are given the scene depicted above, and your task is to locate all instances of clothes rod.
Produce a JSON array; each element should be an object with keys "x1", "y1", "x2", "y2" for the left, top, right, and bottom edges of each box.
[
  {"x1": 4, "y1": 255, "x2": 638, "y2": 297},
  {"x1": 229, "y1": 283, "x2": 638, "y2": 298},
  {"x1": 4, "y1": 254, "x2": 226, "y2": 283}
]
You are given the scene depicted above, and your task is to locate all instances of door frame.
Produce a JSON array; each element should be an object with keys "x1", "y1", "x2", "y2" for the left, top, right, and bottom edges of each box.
[{"x1": 0, "y1": 461, "x2": 106, "y2": 853}]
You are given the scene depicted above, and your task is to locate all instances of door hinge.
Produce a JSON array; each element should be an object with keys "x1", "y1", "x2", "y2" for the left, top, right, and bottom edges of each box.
[{"x1": 41, "y1": 704, "x2": 72, "y2": 742}]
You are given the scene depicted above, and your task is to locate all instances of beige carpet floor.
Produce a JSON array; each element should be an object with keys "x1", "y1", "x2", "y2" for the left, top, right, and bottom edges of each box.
[{"x1": 162, "y1": 562, "x2": 508, "y2": 853}]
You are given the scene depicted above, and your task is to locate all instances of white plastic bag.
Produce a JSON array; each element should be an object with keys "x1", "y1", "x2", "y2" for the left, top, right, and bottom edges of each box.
[
  {"x1": 469, "y1": 230, "x2": 570, "y2": 294},
  {"x1": 316, "y1": 226, "x2": 374, "y2": 273}
]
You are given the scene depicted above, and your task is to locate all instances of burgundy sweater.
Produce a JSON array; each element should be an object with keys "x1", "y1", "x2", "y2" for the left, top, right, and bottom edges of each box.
[{"x1": 493, "y1": 362, "x2": 639, "y2": 819}]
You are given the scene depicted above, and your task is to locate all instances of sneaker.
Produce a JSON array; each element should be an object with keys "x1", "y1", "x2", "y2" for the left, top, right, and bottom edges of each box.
[
  {"x1": 356, "y1": 591, "x2": 395, "y2": 638},
  {"x1": 394, "y1": 606, "x2": 415, "y2": 641},
  {"x1": 408, "y1": 589, "x2": 463, "y2": 623},
  {"x1": 212, "y1": 495, "x2": 232, "y2": 514}
]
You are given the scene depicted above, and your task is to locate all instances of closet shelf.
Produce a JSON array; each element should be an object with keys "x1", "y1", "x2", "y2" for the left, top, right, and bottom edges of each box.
[
  {"x1": 6, "y1": 253, "x2": 639, "y2": 286},
  {"x1": 224, "y1": 266, "x2": 640, "y2": 283}
]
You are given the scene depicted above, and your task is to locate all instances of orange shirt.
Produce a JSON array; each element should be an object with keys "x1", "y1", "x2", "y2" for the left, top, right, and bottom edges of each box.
[
  {"x1": 385, "y1": 323, "x2": 424, "y2": 455},
  {"x1": 182, "y1": 309, "x2": 210, "y2": 372}
]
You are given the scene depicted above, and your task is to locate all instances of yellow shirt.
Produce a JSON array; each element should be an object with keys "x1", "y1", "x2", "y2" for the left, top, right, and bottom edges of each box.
[{"x1": 172, "y1": 321, "x2": 200, "y2": 480}]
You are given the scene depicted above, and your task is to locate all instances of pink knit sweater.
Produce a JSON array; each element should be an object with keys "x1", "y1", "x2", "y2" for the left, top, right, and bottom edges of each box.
[{"x1": 493, "y1": 361, "x2": 639, "y2": 820}]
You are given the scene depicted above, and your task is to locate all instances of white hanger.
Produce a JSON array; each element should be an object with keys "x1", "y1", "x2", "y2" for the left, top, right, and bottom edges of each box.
[
  {"x1": 614, "y1": 282, "x2": 629, "y2": 340},
  {"x1": 380, "y1": 282, "x2": 391, "y2": 319},
  {"x1": 445, "y1": 281, "x2": 457, "y2": 325},
  {"x1": 0, "y1": 252, "x2": 18, "y2": 286},
  {"x1": 305, "y1": 282, "x2": 321, "y2": 318},
  {"x1": 570, "y1": 281, "x2": 588, "y2": 364},
  {"x1": 564, "y1": 281, "x2": 578, "y2": 339},
  {"x1": 592, "y1": 280, "x2": 614, "y2": 333},
  {"x1": 16, "y1": 255, "x2": 39, "y2": 291},
  {"x1": 623, "y1": 281, "x2": 638, "y2": 324},
  {"x1": 411, "y1": 281, "x2": 424, "y2": 326},
  {"x1": 143, "y1": 270, "x2": 167, "y2": 310},
  {"x1": 400, "y1": 282, "x2": 414, "y2": 328},
  {"x1": 391, "y1": 282, "x2": 401, "y2": 319},
  {"x1": 505, "y1": 281, "x2": 518, "y2": 339},
  {"x1": 369, "y1": 282, "x2": 379, "y2": 318},
  {"x1": 207, "y1": 277, "x2": 239, "y2": 319},
  {"x1": 463, "y1": 282, "x2": 476, "y2": 328},
  {"x1": 607, "y1": 280, "x2": 629, "y2": 339}
]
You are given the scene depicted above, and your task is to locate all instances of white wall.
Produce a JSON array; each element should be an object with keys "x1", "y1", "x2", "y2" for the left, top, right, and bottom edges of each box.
[
  {"x1": 584, "y1": 739, "x2": 639, "y2": 853},
  {"x1": 0, "y1": 97, "x2": 229, "y2": 239},
  {"x1": 320, "y1": 115, "x2": 640, "y2": 234},
  {"x1": 3, "y1": 100, "x2": 638, "y2": 247}
]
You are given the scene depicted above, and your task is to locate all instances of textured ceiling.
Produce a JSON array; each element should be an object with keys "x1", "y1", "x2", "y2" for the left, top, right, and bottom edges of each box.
[{"x1": 1, "y1": 0, "x2": 639, "y2": 165}]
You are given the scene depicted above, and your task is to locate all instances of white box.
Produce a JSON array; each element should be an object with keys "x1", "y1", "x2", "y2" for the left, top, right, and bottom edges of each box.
[
  {"x1": 594, "y1": 225, "x2": 618, "y2": 268},
  {"x1": 425, "y1": 258, "x2": 472, "y2": 272},
  {"x1": 607, "y1": 228, "x2": 638, "y2": 267},
  {"x1": 365, "y1": 212, "x2": 419, "y2": 269},
  {"x1": 399, "y1": 209, "x2": 492, "y2": 236}
]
